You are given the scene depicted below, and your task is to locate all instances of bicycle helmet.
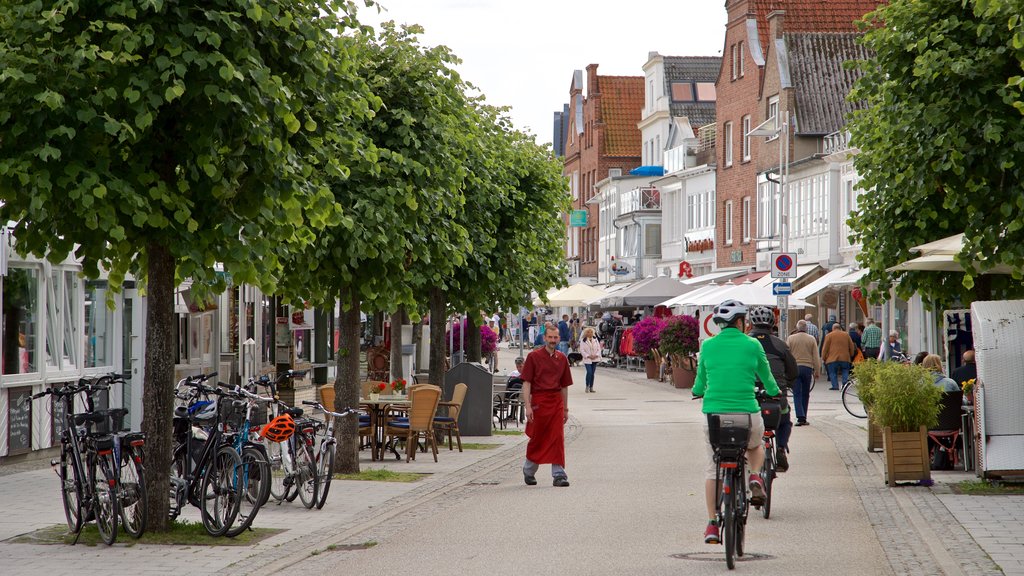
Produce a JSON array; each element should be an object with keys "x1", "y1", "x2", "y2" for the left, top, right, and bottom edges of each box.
[
  {"x1": 712, "y1": 299, "x2": 748, "y2": 326},
  {"x1": 748, "y1": 306, "x2": 775, "y2": 327},
  {"x1": 261, "y1": 413, "x2": 296, "y2": 443},
  {"x1": 187, "y1": 400, "x2": 217, "y2": 422}
]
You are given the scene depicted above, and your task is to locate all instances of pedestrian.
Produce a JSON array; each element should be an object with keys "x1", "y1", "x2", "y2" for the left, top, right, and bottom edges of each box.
[
  {"x1": 747, "y1": 307, "x2": 797, "y2": 472},
  {"x1": 787, "y1": 319, "x2": 821, "y2": 427},
  {"x1": 861, "y1": 317, "x2": 882, "y2": 360},
  {"x1": 950, "y1": 350, "x2": 977, "y2": 387},
  {"x1": 848, "y1": 322, "x2": 863, "y2": 352},
  {"x1": 521, "y1": 322, "x2": 573, "y2": 487},
  {"x1": 821, "y1": 323, "x2": 856, "y2": 390},
  {"x1": 804, "y1": 314, "x2": 820, "y2": 344},
  {"x1": 579, "y1": 327, "x2": 602, "y2": 393},
  {"x1": 922, "y1": 354, "x2": 959, "y2": 392},
  {"x1": 557, "y1": 314, "x2": 571, "y2": 355},
  {"x1": 820, "y1": 314, "x2": 838, "y2": 354},
  {"x1": 913, "y1": 351, "x2": 928, "y2": 365},
  {"x1": 883, "y1": 330, "x2": 903, "y2": 360}
]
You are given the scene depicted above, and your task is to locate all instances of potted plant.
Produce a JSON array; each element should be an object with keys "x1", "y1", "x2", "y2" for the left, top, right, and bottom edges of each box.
[
  {"x1": 658, "y1": 315, "x2": 700, "y2": 388},
  {"x1": 961, "y1": 378, "x2": 975, "y2": 405},
  {"x1": 851, "y1": 359, "x2": 885, "y2": 452},
  {"x1": 391, "y1": 379, "x2": 407, "y2": 395},
  {"x1": 869, "y1": 362, "x2": 943, "y2": 484},
  {"x1": 369, "y1": 381, "x2": 386, "y2": 402},
  {"x1": 631, "y1": 316, "x2": 666, "y2": 379}
]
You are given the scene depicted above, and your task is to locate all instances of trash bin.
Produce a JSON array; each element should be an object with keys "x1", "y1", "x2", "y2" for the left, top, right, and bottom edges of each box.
[{"x1": 444, "y1": 362, "x2": 493, "y2": 436}]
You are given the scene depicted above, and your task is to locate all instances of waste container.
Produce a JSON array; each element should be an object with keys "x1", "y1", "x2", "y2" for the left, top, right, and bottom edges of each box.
[{"x1": 444, "y1": 362, "x2": 493, "y2": 436}]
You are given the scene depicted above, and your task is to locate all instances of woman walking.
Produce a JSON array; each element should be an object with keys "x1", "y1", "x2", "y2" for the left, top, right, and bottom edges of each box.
[{"x1": 580, "y1": 327, "x2": 602, "y2": 393}]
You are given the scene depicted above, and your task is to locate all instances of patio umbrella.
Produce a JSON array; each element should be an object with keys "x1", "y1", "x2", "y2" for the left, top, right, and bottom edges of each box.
[
  {"x1": 911, "y1": 233, "x2": 965, "y2": 255},
  {"x1": 542, "y1": 283, "x2": 608, "y2": 307},
  {"x1": 607, "y1": 276, "x2": 691, "y2": 307},
  {"x1": 712, "y1": 280, "x2": 813, "y2": 308},
  {"x1": 887, "y1": 253, "x2": 1013, "y2": 274}
]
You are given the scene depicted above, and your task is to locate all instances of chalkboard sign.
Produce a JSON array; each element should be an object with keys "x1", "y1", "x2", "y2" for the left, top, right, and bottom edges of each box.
[
  {"x1": 8, "y1": 387, "x2": 32, "y2": 455},
  {"x1": 52, "y1": 391, "x2": 67, "y2": 445}
]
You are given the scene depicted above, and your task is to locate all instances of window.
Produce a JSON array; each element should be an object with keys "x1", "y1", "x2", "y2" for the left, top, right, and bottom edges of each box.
[
  {"x1": 3, "y1": 267, "x2": 39, "y2": 374},
  {"x1": 742, "y1": 115, "x2": 751, "y2": 161},
  {"x1": 724, "y1": 121, "x2": 733, "y2": 167},
  {"x1": 730, "y1": 44, "x2": 738, "y2": 80},
  {"x1": 757, "y1": 181, "x2": 778, "y2": 239},
  {"x1": 608, "y1": 168, "x2": 622, "y2": 178},
  {"x1": 84, "y1": 280, "x2": 113, "y2": 368},
  {"x1": 672, "y1": 82, "x2": 694, "y2": 102},
  {"x1": 45, "y1": 269, "x2": 79, "y2": 372},
  {"x1": 724, "y1": 201, "x2": 734, "y2": 245},
  {"x1": 648, "y1": 78, "x2": 654, "y2": 110},
  {"x1": 695, "y1": 82, "x2": 717, "y2": 101},
  {"x1": 767, "y1": 95, "x2": 780, "y2": 136},
  {"x1": 738, "y1": 41, "x2": 745, "y2": 77},
  {"x1": 571, "y1": 171, "x2": 579, "y2": 200},
  {"x1": 656, "y1": 135, "x2": 661, "y2": 165},
  {"x1": 742, "y1": 197, "x2": 751, "y2": 242},
  {"x1": 645, "y1": 224, "x2": 662, "y2": 257}
]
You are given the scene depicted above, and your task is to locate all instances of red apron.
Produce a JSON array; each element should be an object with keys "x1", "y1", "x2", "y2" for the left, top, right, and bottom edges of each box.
[{"x1": 525, "y1": 390, "x2": 565, "y2": 466}]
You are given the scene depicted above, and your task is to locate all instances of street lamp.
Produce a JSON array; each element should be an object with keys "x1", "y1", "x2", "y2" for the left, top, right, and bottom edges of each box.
[{"x1": 749, "y1": 110, "x2": 790, "y2": 336}]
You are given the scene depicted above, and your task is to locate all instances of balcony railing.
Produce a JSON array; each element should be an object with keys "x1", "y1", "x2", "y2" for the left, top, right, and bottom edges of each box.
[
  {"x1": 824, "y1": 130, "x2": 851, "y2": 155},
  {"x1": 619, "y1": 186, "x2": 661, "y2": 214},
  {"x1": 697, "y1": 124, "x2": 716, "y2": 152}
]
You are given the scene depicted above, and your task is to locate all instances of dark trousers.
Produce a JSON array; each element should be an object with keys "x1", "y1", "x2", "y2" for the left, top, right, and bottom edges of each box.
[
  {"x1": 793, "y1": 365, "x2": 813, "y2": 421},
  {"x1": 776, "y1": 412, "x2": 793, "y2": 451}
]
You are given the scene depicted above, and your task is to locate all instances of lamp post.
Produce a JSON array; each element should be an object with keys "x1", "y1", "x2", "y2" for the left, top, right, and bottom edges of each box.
[{"x1": 749, "y1": 110, "x2": 790, "y2": 336}]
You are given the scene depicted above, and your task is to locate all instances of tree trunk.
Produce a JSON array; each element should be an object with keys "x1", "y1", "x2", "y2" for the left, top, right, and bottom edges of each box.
[
  {"x1": 389, "y1": 305, "x2": 406, "y2": 380},
  {"x1": 466, "y1": 311, "x2": 482, "y2": 363},
  {"x1": 334, "y1": 284, "x2": 362, "y2": 474},
  {"x1": 142, "y1": 242, "x2": 175, "y2": 531},
  {"x1": 428, "y1": 287, "x2": 447, "y2": 386}
]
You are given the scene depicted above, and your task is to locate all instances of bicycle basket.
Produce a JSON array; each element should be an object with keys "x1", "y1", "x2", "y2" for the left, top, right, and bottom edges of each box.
[
  {"x1": 218, "y1": 399, "x2": 247, "y2": 430},
  {"x1": 758, "y1": 400, "x2": 782, "y2": 430},
  {"x1": 707, "y1": 413, "x2": 752, "y2": 459}
]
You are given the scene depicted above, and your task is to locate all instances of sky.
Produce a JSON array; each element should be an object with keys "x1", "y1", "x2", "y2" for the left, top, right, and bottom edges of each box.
[{"x1": 356, "y1": 0, "x2": 728, "y2": 146}]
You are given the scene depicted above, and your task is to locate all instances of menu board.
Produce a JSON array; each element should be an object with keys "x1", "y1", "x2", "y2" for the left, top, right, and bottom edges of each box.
[
  {"x1": 8, "y1": 387, "x2": 32, "y2": 455},
  {"x1": 52, "y1": 391, "x2": 67, "y2": 444}
]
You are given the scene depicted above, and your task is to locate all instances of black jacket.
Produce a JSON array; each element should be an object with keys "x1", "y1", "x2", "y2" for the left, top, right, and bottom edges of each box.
[{"x1": 750, "y1": 327, "x2": 799, "y2": 411}]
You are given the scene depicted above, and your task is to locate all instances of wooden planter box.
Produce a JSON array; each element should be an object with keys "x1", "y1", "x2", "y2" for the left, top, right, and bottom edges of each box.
[
  {"x1": 867, "y1": 412, "x2": 884, "y2": 453},
  {"x1": 883, "y1": 425, "x2": 931, "y2": 484},
  {"x1": 645, "y1": 358, "x2": 659, "y2": 380},
  {"x1": 671, "y1": 355, "x2": 696, "y2": 389}
]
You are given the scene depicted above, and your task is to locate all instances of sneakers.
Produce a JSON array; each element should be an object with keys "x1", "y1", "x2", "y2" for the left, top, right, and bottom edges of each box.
[
  {"x1": 524, "y1": 474, "x2": 537, "y2": 486},
  {"x1": 553, "y1": 476, "x2": 570, "y2": 487},
  {"x1": 704, "y1": 522, "x2": 720, "y2": 544},
  {"x1": 776, "y1": 448, "x2": 789, "y2": 473},
  {"x1": 748, "y1": 474, "x2": 766, "y2": 506},
  {"x1": 795, "y1": 419, "x2": 809, "y2": 426}
]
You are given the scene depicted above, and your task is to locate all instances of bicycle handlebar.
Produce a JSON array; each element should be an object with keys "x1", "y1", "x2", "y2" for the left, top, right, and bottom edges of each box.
[{"x1": 300, "y1": 400, "x2": 358, "y2": 418}]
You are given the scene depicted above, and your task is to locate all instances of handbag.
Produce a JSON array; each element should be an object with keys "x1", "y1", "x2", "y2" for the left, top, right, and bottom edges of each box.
[{"x1": 853, "y1": 348, "x2": 865, "y2": 364}]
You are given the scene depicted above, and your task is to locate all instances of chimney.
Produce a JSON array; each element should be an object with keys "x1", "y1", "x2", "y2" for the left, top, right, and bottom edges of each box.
[
  {"x1": 586, "y1": 64, "x2": 600, "y2": 97},
  {"x1": 767, "y1": 9, "x2": 785, "y2": 39}
]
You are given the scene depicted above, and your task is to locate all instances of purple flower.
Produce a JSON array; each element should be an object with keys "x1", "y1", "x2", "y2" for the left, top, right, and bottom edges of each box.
[{"x1": 631, "y1": 316, "x2": 667, "y2": 357}]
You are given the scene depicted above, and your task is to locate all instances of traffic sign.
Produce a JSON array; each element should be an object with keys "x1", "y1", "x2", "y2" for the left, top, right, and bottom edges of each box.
[
  {"x1": 772, "y1": 282, "x2": 792, "y2": 296},
  {"x1": 771, "y1": 252, "x2": 797, "y2": 278}
]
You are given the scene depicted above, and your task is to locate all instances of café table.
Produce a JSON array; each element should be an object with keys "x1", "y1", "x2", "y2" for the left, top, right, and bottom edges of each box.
[{"x1": 360, "y1": 396, "x2": 410, "y2": 460}]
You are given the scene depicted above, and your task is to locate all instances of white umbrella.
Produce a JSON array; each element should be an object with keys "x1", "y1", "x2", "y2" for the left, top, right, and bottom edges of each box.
[
  {"x1": 911, "y1": 233, "x2": 964, "y2": 255},
  {"x1": 713, "y1": 280, "x2": 813, "y2": 308},
  {"x1": 887, "y1": 253, "x2": 1013, "y2": 274},
  {"x1": 542, "y1": 283, "x2": 608, "y2": 307}
]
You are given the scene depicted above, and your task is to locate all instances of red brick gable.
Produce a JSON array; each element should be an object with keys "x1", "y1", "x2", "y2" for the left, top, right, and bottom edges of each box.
[{"x1": 597, "y1": 75, "x2": 644, "y2": 158}]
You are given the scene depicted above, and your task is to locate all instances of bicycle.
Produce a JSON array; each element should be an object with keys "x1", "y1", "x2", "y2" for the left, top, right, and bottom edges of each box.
[
  {"x1": 755, "y1": 392, "x2": 782, "y2": 520},
  {"x1": 301, "y1": 400, "x2": 359, "y2": 510},
  {"x1": 218, "y1": 382, "x2": 274, "y2": 536},
  {"x1": 31, "y1": 378, "x2": 121, "y2": 545},
  {"x1": 169, "y1": 372, "x2": 243, "y2": 537},
  {"x1": 253, "y1": 370, "x2": 319, "y2": 509},
  {"x1": 841, "y1": 377, "x2": 868, "y2": 418},
  {"x1": 708, "y1": 413, "x2": 754, "y2": 570}
]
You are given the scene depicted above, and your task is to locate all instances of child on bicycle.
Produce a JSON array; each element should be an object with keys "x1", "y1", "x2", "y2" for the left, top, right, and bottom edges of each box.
[{"x1": 692, "y1": 300, "x2": 780, "y2": 544}]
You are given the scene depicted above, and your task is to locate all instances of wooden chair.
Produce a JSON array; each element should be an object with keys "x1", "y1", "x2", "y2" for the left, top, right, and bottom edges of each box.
[
  {"x1": 928, "y1": 391, "x2": 965, "y2": 470},
  {"x1": 383, "y1": 384, "x2": 441, "y2": 462},
  {"x1": 366, "y1": 346, "x2": 390, "y2": 382},
  {"x1": 320, "y1": 386, "x2": 373, "y2": 452},
  {"x1": 434, "y1": 383, "x2": 467, "y2": 451}
]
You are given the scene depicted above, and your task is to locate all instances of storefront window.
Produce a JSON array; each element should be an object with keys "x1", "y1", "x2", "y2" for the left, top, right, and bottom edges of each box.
[
  {"x1": 45, "y1": 268, "x2": 80, "y2": 370},
  {"x1": 3, "y1": 267, "x2": 39, "y2": 374},
  {"x1": 84, "y1": 280, "x2": 113, "y2": 368}
]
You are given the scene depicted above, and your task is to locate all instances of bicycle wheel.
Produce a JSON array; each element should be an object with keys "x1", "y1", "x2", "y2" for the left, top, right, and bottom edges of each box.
[
  {"x1": 761, "y1": 442, "x2": 775, "y2": 520},
  {"x1": 842, "y1": 379, "x2": 868, "y2": 418},
  {"x1": 168, "y1": 449, "x2": 187, "y2": 521},
  {"x1": 723, "y1": 473, "x2": 737, "y2": 570},
  {"x1": 315, "y1": 442, "x2": 335, "y2": 510},
  {"x1": 59, "y1": 446, "x2": 84, "y2": 534},
  {"x1": 119, "y1": 451, "x2": 147, "y2": 538},
  {"x1": 93, "y1": 454, "x2": 120, "y2": 546},
  {"x1": 225, "y1": 446, "x2": 269, "y2": 538},
  {"x1": 294, "y1": 437, "x2": 319, "y2": 509},
  {"x1": 200, "y1": 446, "x2": 242, "y2": 537},
  {"x1": 265, "y1": 440, "x2": 287, "y2": 502}
]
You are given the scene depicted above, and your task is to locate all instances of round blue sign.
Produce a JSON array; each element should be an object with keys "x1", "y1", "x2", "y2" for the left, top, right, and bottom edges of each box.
[{"x1": 776, "y1": 254, "x2": 793, "y2": 271}]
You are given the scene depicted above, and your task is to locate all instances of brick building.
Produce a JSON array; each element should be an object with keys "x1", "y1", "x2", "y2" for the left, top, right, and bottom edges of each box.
[
  {"x1": 562, "y1": 65, "x2": 644, "y2": 281},
  {"x1": 714, "y1": 0, "x2": 882, "y2": 270}
]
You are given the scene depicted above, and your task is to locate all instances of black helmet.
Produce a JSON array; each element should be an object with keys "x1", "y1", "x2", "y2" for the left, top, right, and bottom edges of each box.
[
  {"x1": 713, "y1": 300, "x2": 748, "y2": 326},
  {"x1": 748, "y1": 306, "x2": 775, "y2": 327}
]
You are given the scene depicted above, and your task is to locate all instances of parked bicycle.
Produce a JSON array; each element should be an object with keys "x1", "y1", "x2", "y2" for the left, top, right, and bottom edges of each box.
[
  {"x1": 90, "y1": 373, "x2": 148, "y2": 539},
  {"x1": 217, "y1": 382, "x2": 273, "y2": 536},
  {"x1": 30, "y1": 378, "x2": 121, "y2": 545},
  {"x1": 253, "y1": 370, "x2": 319, "y2": 508},
  {"x1": 169, "y1": 372, "x2": 242, "y2": 537},
  {"x1": 708, "y1": 412, "x2": 754, "y2": 570},
  {"x1": 842, "y1": 377, "x2": 868, "y2": 418},
  {"x1": 301, "y1": 400, "x2": 359, "y2": 510}
]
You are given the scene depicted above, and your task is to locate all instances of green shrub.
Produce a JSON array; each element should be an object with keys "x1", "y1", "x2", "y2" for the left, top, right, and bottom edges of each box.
[
  {"x1": 852, "y1": 359, "x2": 885, "y2": 410},
  {"x1": 869, "y1": 362, "x2": 942, "y2": 432}
]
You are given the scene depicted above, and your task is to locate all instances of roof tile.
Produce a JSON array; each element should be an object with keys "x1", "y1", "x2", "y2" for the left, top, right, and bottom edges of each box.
[
  {"x1": 663, "y1": 56, "x2": 721, "y2": 127},
  {"x1": 787, "y1": 32, "x2": 871, "y2": 134},
  {"x1": 598, "y1": 75, "x2": 645, "y2": 157}
]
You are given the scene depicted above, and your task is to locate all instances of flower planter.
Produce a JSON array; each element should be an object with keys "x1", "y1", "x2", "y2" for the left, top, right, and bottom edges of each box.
[
  {"x1": 883, "y1": 425, "x2": 931, "y2": 484},
  {"x1": 671, "y1": 355, "x2": 696, "y2": 389},
  {"x1": 867, "y1": 412, "x2": 884, "y2": 453},
  {"x1": 644, "y1": 358, "x2": 659, "y2": 380}
]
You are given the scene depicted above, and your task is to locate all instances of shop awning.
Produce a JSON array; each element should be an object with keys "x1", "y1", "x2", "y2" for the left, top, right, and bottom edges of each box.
[
  {"x1": 598, "y1": 276, "x2": 692, "y2": 308},
  {"x1": 680, "y1": 269, "x2": 746, "y2": 286},
  {"x1": 791, "y1": 267, "x2": 851, "y2": 300},
  {"x1": 660, "y1": 282, "x2": 724, "y2": 307},
  {"x1": 832, "y1": 268, "x2": 870, "y2": 286}
]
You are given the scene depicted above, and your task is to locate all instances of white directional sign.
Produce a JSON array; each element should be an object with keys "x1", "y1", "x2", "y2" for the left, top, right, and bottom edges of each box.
[{"x1": 771, "y1": 252, "x2": 798, "y2": 279}]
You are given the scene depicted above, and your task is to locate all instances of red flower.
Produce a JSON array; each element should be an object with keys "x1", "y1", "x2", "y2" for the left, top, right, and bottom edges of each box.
[{"x1": 376, "y1": 382, "x2": 386, "y2": 392}]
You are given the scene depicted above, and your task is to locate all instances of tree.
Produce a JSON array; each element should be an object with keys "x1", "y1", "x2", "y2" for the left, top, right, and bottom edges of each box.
[
  {"x1": 848, "y1": 0, "x2": 1024, "y2": 307},
  {"x1": 278, "y1": 23, "x2": 476, "y2": 473},
  {"x1": 0, "y1": 0, "x2": 371, "y2": 529}
]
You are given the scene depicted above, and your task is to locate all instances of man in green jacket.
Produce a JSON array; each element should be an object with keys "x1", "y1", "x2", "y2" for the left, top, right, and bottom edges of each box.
[{"x1": 692, "y1": 300, "x2": 780, "y2": 545}]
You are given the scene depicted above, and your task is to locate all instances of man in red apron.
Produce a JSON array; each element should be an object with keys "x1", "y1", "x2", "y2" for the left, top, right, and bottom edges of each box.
[{"x1": 522, "y1": 322, "x2": 574, "y2": 487}]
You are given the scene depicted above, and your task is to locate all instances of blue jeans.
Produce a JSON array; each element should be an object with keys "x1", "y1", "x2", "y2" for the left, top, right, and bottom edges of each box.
[
  {"x1": 584, "y1": 363, "x2": 597, "y2": 389},
  {"x1": 557, "y1": 341, "x2": 569, "y2": 355},
  {"x1": 826, "y1": 361, "x2": 851, "y2": 390},
  {"x1": 793, "y1": 366, "x2": 813, "y2": 421}
]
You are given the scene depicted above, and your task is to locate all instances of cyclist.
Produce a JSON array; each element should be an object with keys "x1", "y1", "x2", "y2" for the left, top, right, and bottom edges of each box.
[
  {"x1": 747, "y1": 306, "x2": 798, "y2": 472},
  {"x1": 692, "y1": 300, "x2": 780, "y2": 544}
]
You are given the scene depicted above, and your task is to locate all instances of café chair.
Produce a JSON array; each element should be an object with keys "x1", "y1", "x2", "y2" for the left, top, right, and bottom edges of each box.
[
  {"x1": 928, "y1": 391, "x2": 965, "y2": 470},
  {"x1": 320, "y1": 386, "x2": 373, "y2": 452},
  {"x1": 384, "y1": 384, "x2": 441, "y2": 462},
  {"x1": 434, "y1": 383, "x2": 467, "y2": 452}
]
